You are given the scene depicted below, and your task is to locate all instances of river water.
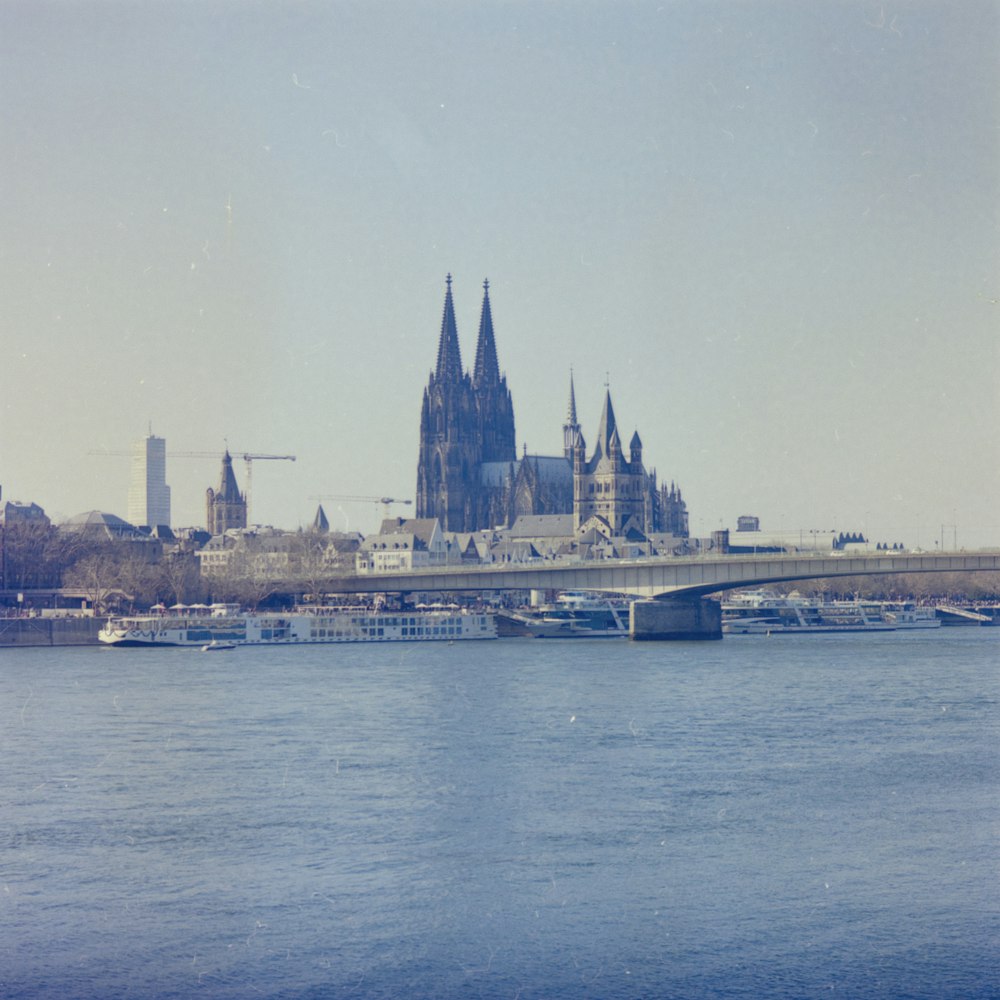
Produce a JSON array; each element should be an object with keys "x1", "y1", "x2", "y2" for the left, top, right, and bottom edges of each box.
[{"x1": 2, "y1": 630, "x2": 997, "y2": 999}]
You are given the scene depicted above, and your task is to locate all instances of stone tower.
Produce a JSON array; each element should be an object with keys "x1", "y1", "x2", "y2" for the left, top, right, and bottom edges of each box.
[
  {"x1": 415, "y1": 275, "x2": 481, "y2": 531},
  {"x1": 472, "y1": 279, "x2": 516, "y2": 465},
  {"x1": 573, "y1": 390, "x2": 648, "y2": 533},
  {"x1": 206, "y1": 451, "x2": 248, "y2": 535}
]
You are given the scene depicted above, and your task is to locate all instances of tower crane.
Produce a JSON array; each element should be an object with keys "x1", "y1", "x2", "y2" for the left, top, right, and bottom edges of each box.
[
  {"x1": 235, "y1": 455, "x2": 296, "y2": 524},
  {"x1": 311, "y1": 495, "x2": 413, "y2": 520}
]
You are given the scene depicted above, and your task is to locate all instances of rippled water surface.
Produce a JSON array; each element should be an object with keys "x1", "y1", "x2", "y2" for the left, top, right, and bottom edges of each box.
[{"x1": 2, "y1": 630, "x2": 997, "y2": 998}]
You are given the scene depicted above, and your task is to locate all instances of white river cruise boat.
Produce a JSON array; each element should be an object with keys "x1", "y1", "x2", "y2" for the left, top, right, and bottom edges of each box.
[
  {"x1": 496, "y1": 591, "x2": 631, "y2": 638},
  {"x1": 99, "y1": 603, "x2": 497, "y2": 647},
  {"x1": 722, "y1": 591, "x2": 940, "y2": 635}
]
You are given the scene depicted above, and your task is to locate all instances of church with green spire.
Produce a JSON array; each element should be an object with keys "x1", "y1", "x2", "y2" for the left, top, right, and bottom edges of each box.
[{"x1": 416, "y1": 276, "x2": 688, "y2": 539}]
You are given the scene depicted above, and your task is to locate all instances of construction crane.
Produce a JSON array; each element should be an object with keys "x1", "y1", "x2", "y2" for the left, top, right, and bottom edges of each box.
[
  {"x1": 167, "y1": 452, "x2": 296, "y2": 523},
  {"x1": 311, "y1": 495, "x2": 413, "y2": 520},
  {"x1": 237, "y1": 455, "x2": 296, "y2": 524},
  {"x1": 89, "y1": 448, "x2": 295, "y2": 524}
]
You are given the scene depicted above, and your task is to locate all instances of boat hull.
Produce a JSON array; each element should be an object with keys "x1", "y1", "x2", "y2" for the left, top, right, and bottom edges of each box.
[{"x1": 724, "y1": 622, "x2": 896, "y2": 635}]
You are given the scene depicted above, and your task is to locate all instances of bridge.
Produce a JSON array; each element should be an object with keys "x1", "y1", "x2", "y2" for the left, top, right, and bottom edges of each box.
[{"x1": 327, "y1": 550, "x2": 1000, "y2": 640}]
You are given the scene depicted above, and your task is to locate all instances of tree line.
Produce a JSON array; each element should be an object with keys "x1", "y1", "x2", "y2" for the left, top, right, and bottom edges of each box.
[{"x1": 0, "y1": 522, "x2": 355, "y2": 614}]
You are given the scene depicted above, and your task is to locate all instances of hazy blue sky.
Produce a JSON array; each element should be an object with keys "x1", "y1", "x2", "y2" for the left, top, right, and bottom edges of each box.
[{"x1": 2, "y1": 1, "x2": 997, "y2": 547}]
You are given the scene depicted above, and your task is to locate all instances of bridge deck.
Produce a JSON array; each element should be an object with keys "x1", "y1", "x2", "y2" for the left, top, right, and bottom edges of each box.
[{"x1": 325, "y1": 551, "x2": 1000, "y2": 600}]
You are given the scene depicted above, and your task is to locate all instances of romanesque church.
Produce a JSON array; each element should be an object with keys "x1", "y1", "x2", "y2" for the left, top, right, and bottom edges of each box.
[{"x1": 416, "y1": 276, "x2": 688, "y2": 538}]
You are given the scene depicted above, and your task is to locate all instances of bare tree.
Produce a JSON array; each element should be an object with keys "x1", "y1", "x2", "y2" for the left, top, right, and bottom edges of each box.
[
  {"x1": 62, "y1": 549, "x2": 126, "y2": 615},
  {"x1": 284, "y1": 530, "x2": 337, "y2": 603},
  {"x1": 1, "y1": 521, "x2": 85, "y2": 590},
  {"x1": 157, "y1": 552, "x2": 206, "y2": 606}
]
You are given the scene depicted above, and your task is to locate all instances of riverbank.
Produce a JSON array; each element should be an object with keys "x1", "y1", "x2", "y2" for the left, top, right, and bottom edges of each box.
[{"x1": 0, "y1": 616, "x2": 103, "y2": 647}]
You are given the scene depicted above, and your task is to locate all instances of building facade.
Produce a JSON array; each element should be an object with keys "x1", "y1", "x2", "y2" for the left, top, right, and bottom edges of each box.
[
  {"x1": 127, "y1": 432, "x2": 171, "y2": 528},
  {"x1": 415, "y1": 276, "x2": 517, "y2": 532},
  {"x1": 415, "y1": 276, "x2": 689, "y2": 538}
]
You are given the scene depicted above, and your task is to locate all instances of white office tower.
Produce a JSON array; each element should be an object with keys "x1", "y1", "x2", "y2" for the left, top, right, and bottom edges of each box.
[{"x1": 127, "y1": 433, "x2": 171, "y2": 527}]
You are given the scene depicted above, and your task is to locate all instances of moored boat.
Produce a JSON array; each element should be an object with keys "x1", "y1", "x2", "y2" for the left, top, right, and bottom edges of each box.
[
  {"x1": 871, "y1": 602, "x2": 941, "y2": 629},
  {"x1": 723, "y1": 591, "x2": 893, "y2": 634},
  {"x1": 722, "y1": 591, "x2": 941, "y2": 634},
  {"x1": 99, "y1": 603, "x2": 497, "y2": 647},
  {"x1": 496, "y1": 591, "x2": 630, "y2": 638}
]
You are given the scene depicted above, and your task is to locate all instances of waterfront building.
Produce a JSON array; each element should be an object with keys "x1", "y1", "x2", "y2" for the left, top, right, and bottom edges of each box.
[
  {"x1": 196, "y1": 526, "x2": 362, "y2": 582},
  {"x1": 355, "y1": 518, "x2": 450, "y2": 574},
  {"x1": 127, "y1": 432, "x2": 171, "y2": 528},
  {"x1": 206, "y1": 451, "x2": 248, "y2": 535},
  {"x1": 415, "y1": 275, "x2": 689, "y2": 538}
]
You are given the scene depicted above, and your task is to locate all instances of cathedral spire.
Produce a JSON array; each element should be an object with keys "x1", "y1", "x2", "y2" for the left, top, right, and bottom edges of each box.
[
  {"x1": 435, "y1": 273, "x2": 463, "y2": 382},
  {"x1": 563, "y1": 369, "x2": 581, "y2": 461},
  {"x1": 566, "y1": 369, "x2": 578, "y2": 425},
  {"x1": 472, "y1": 278, "x2": 500, "y2": 386}
]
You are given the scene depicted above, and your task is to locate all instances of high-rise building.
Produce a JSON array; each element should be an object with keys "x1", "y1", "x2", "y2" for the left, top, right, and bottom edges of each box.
[{"x1": 127, "y1": 432, "x2": 171, "y2": 528}]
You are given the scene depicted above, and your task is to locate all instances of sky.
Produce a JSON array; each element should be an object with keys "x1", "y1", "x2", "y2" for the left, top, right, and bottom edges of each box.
[{"x1": 1, "y1": 0, "x2": 997, "y2": 549}]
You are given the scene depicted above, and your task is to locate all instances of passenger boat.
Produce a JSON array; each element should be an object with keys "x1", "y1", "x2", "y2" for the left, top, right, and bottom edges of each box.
[
  {"x1": 723, "y1": 591, "x2": 892, "y2": 634},
  {"x1": 99, "y1": 603, "x2": 497, "y2": 647},
  {"x1": 876, "y1": 603, "x2": 941, "y2": 629},
  {"x1": 496, "y1": 591, "x2": 630, "y2": 638},
  {"x1": 722, "y1": 591, "x2": 939, "y2": 634}
]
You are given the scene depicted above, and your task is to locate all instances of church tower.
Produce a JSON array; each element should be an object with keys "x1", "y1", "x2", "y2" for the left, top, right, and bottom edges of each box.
[
  {"x1": 573, "y1": 390, "x2": 648, "y2": 533},
  {"x1": 206, "y1": 450, "x2": 248, "y2": 535},
  {"x1": 415, "y1": 275, "x2": 481, "y2": 531},
  {"x1": 472, "y1": 279, "x2": 516, "y2": 464}
]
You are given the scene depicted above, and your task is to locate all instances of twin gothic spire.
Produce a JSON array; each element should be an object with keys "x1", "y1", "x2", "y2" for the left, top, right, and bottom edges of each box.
[
  {"x1": 434, "y1": 275, "x2": 502, "y2": 388},
  {"x1": 419, "y1": 275, "x2": 516, "y2": 528}
]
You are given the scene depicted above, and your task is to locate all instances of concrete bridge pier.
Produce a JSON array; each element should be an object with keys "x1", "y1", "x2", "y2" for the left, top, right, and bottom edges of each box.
[{"x1": 629, "y1": 597, "x2": 723, "y2": 641}]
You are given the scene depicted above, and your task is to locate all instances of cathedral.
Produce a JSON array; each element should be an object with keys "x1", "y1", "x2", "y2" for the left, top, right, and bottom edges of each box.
[{"x1": 415, "y1": 276, "x2": 688, "y2": 538}]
